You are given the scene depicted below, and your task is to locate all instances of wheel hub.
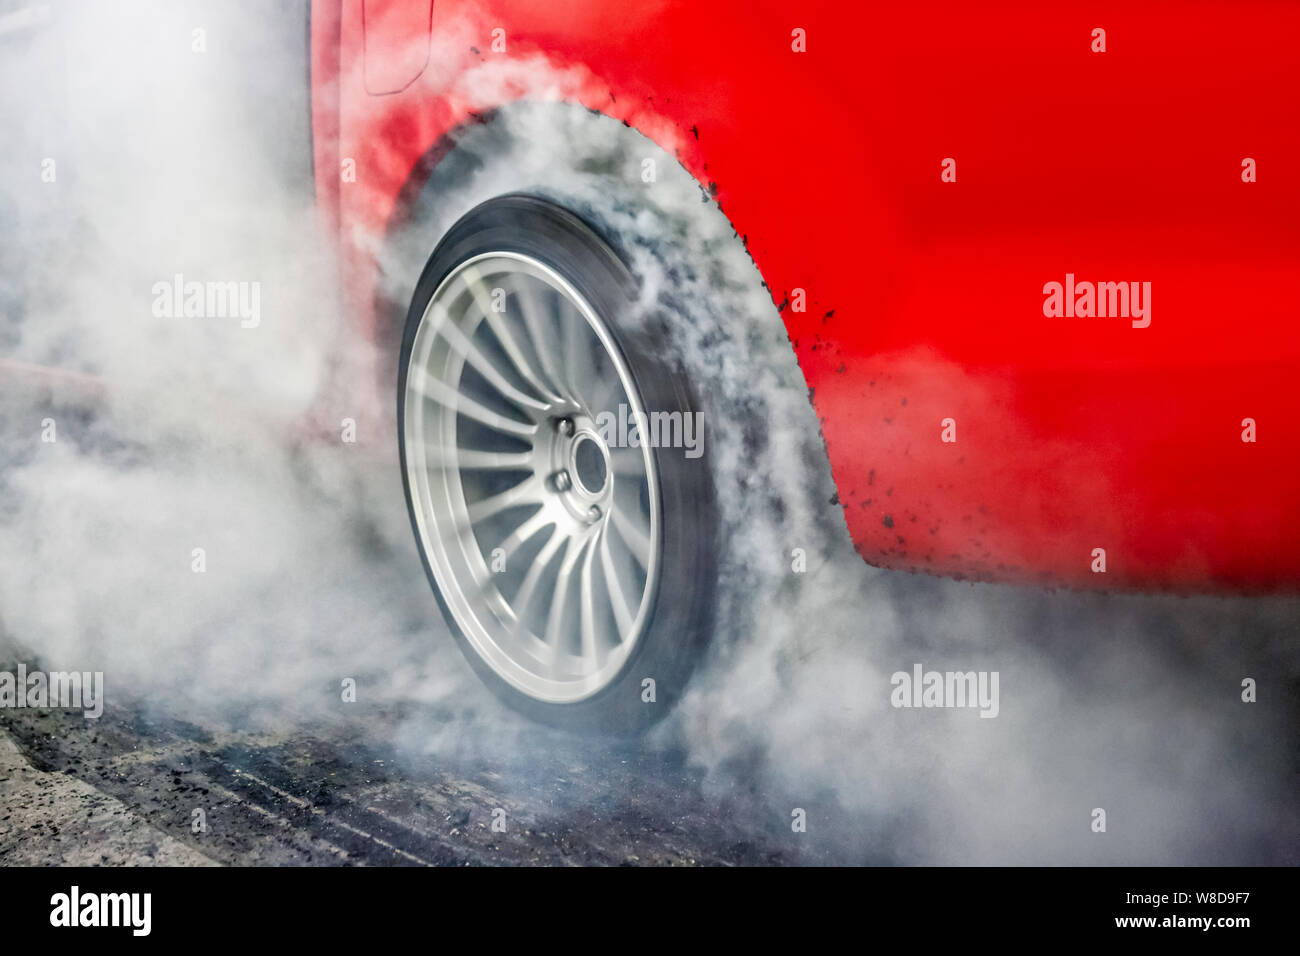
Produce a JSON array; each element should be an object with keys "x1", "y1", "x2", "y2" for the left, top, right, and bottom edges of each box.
[{"x1": 546, "y1": 414, "x2": 613, "y2": 524}]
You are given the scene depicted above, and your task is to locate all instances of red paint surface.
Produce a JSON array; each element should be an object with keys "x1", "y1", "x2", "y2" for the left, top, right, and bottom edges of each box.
[{"x1": 314, "y1": 0, "x2": 1300, "y2": 592}]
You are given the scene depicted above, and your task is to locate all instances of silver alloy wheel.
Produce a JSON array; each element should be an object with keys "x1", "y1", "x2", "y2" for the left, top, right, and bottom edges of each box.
[{"x1": 402, "y1": 251, "x2": 661, "y2": 704}]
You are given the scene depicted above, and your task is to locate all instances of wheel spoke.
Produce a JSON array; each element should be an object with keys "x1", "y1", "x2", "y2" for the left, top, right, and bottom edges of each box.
[
  {"x1": 609, "y1": 496, "x2": 652, "y2": 569},
  {"x1": 467, "y1": 476, "x2": 542, "y2": 524},
  {"x1": 578, "y1": 539, "x2": 600, "y2": 670},
  {"x1": 459, "y1": 264, "x2": 562, "y2": 404},
  {"x1": 558, "y1": 304, "x2": 601, "y2": 403},
  {"x1": 429, "y1": 303, "x2": 550, "y2": 413},
  {"x1": 599, "y1": 523, "x2": 637, "y2": 638},
  {"x1": 608, "y1": 447, "x2": 648, "y2": 478},
  {"x1": 424, "y1": 446, "x2": 533, "y2": 471},
  {"x1": 543, "y1": 533, "x2": 594, "y2": 667},
  {"x1": 512, "y1": 277, "x2": 571, "y2": 401},
  {"x1": 588, "y1": 374, "x2": 622, "y2": 424},
  {"x1": 494, "y1": 508, "x2": 553, "y2": 563},
  {"x1": 511, "y1": 525, "x2": 567, "y2": 633},
  {"x1": 409, "y1": 364, "x2": 536, "y2": 438}
]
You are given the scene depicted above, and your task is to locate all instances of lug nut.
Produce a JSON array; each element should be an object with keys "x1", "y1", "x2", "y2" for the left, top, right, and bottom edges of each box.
[
  {"x1": 554, "y1": 417, "x2": 575, "y2": 437},
  {"x1": 551, "y1": 470, "x2": 572, "y2": 492},
  {"x1": 587, "y1": 505, "x2": 602, "y2": 522}
]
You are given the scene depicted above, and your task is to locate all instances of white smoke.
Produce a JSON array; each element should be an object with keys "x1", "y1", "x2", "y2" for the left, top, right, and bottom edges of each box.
[{"x1": 0, "y1": 0, "x2": 488, "y2": 734}]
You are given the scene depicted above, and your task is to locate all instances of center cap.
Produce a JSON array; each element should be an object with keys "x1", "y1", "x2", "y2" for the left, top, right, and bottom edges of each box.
[{"x1": 572, "y1": 434, "x2": 609, "y2": 495}]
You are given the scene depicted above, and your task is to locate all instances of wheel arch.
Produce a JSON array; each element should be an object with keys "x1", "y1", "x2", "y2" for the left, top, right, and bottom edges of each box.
[
  {"x1": 369, "y1": 98, "x2": 847, "y2": 570},
  {"x1": 369, "y1": 101, "x2": 793, "y2": 371}
]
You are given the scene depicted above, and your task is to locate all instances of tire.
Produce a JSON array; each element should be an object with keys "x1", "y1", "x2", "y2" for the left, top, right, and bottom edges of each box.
[{"x1": 397, "y1": 194, "x2": 717, "y2": 734}]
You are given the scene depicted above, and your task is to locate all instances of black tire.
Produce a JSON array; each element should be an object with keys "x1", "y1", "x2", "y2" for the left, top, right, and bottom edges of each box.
[{"x1": 397, "y1": 195, "x2": 718, "y2": 734}]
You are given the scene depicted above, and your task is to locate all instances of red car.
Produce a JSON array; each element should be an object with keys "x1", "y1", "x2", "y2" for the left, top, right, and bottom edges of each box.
[{"x1": 311, "y1": 0, "x2": 1300, "y2": 730}]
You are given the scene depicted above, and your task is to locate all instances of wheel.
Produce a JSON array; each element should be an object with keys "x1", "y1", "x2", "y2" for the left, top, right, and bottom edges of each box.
[{"x1": 397, "y1": 195, "x2": 717, "y2": 733}]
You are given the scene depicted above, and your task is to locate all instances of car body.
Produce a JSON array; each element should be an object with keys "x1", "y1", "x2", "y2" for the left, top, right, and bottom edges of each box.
[{"x1": 313, "y1": 0, "x2": 1300, "y2": 593}]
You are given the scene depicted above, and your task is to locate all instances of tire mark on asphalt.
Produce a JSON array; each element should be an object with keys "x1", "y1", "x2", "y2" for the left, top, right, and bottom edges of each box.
[
  {"x1": 0, "y1": 671, "x2": 818, "y2": 865},
  {"x1": 218, "y1": 765, "x2": 437, "y2": 866},
  {"x1": 204, "y1": 780, "x2": 351, "y2": 863}
]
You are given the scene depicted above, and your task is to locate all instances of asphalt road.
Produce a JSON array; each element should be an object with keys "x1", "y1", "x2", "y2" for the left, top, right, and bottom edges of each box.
[{"x1": 0, "y1": 679, "x2": 819, "y2": 866}]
